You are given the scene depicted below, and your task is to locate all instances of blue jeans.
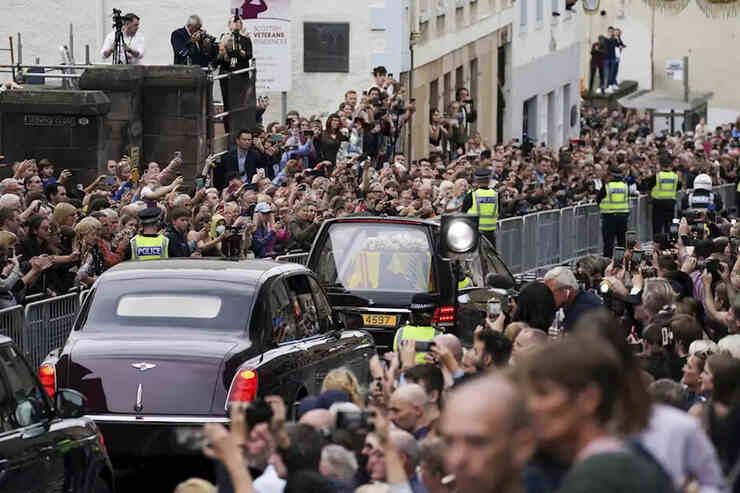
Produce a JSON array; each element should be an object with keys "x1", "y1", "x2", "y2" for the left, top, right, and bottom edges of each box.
[{"x1": 606, "y1": 58, "x2": 619, "y2": 86}]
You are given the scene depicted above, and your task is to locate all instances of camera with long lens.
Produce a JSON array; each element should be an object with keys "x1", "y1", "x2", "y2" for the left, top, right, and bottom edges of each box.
[{"x1": 112, "y1": 8, "x2": 123, "y2": 30}]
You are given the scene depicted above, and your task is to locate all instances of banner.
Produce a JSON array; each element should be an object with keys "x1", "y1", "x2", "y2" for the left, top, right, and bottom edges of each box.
[{"x1": 231, "y1": 0, "x2": 292, "y2": 92}]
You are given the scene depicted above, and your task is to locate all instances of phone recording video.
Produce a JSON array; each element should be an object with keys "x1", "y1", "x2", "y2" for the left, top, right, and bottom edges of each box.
[
  {"x1": 613, "y1": 247, "x2": 625, "y2": 267},
  {"x1": 631, "y1": 250, "x2": 644, "y2": 267}
]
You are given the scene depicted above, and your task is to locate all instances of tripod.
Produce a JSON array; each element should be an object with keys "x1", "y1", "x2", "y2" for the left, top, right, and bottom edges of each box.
[{"x1": 112, "y1": 25, "x2": 129, "y2": 65}]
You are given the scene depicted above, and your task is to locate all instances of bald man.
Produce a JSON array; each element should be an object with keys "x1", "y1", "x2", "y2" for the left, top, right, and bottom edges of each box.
[
  {"x1": 389, "y1": 383, "x2": 432, "y2": 440},
  {"x1": 441, "y1": 374, "x2": 536, "y2": 493},
  {"x1": 299, "y1": 408, "x2": 334, "y2": 436},
  {"x1": 511, "y1": 327, "x2": 549, "y2": 365}
]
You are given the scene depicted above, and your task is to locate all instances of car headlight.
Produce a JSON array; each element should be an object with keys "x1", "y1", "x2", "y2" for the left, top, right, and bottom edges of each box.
[{"x1": 447, "y1": 221, "x2": 476, "y2": 253}]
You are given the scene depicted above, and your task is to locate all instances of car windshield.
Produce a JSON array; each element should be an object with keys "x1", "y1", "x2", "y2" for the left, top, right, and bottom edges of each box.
[
  {"x1": 82, "y1": 278, "x2": 254, "y2": 332},
  {"x1": 315, "y1": 222, "x2": 436, "y2": 293}
]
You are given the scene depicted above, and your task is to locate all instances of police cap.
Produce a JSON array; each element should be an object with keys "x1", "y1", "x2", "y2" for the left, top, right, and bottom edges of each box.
[
  {"x1": 409, "y1": 293, "x2": 437, "y2": 312},
  {"x1": 139, "y1": 207, "x2": 161, "y2": 225},
  {"x1": 474, "y1": 167, "x2": 491, "y2": 180}
]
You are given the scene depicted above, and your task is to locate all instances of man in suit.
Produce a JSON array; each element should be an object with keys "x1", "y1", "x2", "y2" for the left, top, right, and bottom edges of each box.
[
  {"x1": 215, "y1": 129, "x2": 267, "y2": 189},
  {"x1": 171, "y1": 15, "x2": 215, "y2": 66}
]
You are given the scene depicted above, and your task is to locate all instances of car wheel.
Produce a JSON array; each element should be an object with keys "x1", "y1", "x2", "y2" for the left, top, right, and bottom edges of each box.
[{"x1": 92, "y1": 476, "x2": 111, "y2": 493}]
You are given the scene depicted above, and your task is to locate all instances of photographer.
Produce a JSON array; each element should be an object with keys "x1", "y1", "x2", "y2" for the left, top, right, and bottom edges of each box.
[
  {"x1": 216, "y1": 15, "x2": 253, "y2": 135},
  {"x1": 172, "y1": 15, "x2": 217, "y2": 67},
  {"x1": 455, "y1": 87, "x2": 477, "y2": 147},
  {"x1": 101, "y1": 12, "x2": 145, "y2": 65}
]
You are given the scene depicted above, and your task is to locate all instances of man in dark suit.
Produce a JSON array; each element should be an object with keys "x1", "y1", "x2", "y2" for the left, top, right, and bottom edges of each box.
[
  {"x1": 215, "y1": 129, "x2": 268, "y2": 189},
  {"x1": 171, "y1": 15, "x2": 215, "y2": 66}
]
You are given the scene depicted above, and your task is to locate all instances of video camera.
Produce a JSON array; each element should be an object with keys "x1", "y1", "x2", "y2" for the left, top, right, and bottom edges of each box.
[{"x1": 112, "y1": 8, "x2": 123, "y2": 30}]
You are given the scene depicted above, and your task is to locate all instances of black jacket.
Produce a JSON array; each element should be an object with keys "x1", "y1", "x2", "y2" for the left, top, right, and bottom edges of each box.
[
  {"x1": 165, "y1": 226, "x2": 193, "y2": 258},
  {"x1": 171, "y1": 27, "x2": 214, "y2": 66},
  {"x1": 215, "y1": 148, "x2": 268, "y2": 189}
]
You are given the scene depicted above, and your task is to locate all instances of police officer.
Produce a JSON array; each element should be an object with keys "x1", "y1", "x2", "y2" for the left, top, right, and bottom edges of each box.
[
  {"x1": 123, "y1": 207, "x2": 171, "y2": 261},
  {"x1": 462, "y1": 167, "x2": 499, "y2": 248},
  {"x1": 393, "y1": 293, "x2": 442, "y2": 364},
  {"x1": 645, "y1": 153, "x2": 680, "y2": 235},
  {"x1": 598, "y1": 165, "x2": 630, "y2": 259},
  {"x1": 682, "y1": 173, "x2": 723, "y2": 212}
]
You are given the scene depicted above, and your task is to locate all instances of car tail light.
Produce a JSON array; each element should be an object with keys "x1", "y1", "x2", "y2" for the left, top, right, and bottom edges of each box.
[
  {"x1": 226, "y1": 369, "x2": 258, "y2": 407},
  {"x1": 432, "y1": 305, "x2": 456, "y2": 325},
  {"x1": 39, "y1": 364, "x2": 56, "y2": 398},
  {"x1": 100, "y1": 433, "x2": 108, "y2": 456}
]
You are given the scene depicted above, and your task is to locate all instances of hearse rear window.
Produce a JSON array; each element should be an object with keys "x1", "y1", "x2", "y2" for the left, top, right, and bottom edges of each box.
[
  {"x1": 117, "y1": 295, "x2": 222, "y2": 319},
  {"x1": 82, "y1": 279, "x2": 254, "y2": 332},
  {"x1": 315, "y1": 222, "x2": 436, "y2": 293}
]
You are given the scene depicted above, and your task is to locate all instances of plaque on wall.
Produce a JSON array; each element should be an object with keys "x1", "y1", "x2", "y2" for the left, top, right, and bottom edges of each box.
[
  {"x1": 23, "y1": 115, "x2": 77, "y2": 127},
  {"x1": 304, "y1": 22, "x2": 350, "y2": 73}
]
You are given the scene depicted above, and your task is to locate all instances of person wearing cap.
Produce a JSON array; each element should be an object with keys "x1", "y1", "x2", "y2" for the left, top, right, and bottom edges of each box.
[
  {"x1": 252, "y1": 201, "x2": 277, "y2": 258},
  {"x1": 122, "y1": 207, "x2": 171, "y2": 261},
  {"x1": 682, "y1": 173, "x2": 723, "y2": 212},
  {"x1": 393, "y1": 293, "x2": 443, "y2": 365},
  {"x1": 462, "y1": 167, "x2": 499, "y2": 248},
  {"x1": 597, "y1": 165, "x2": 630, "y2": 258},
  {"x1": 641, "y1": 153, "x2": 681, "y2": 236}
]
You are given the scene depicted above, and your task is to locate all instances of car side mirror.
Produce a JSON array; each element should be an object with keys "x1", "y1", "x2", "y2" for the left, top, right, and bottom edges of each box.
[
  {"x1": 336, "y1": 311, "x2": 365, "y2": 331},
  {"x1": 55, "y1": 389, "x2": 87, "y2": 419}
]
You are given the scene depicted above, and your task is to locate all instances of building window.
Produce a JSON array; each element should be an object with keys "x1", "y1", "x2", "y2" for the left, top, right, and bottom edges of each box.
[
  {"x1": 430, "y1": 79, "x2": 440, "y2": 110},
  {"x1": 552, "y1": 0, "x2": 559, "y2": 13},
  {"x1": 304, "y1": 23, "x2": 350, "y2": 73},
  {"x1": 469, "y1": 58, "x2": 479, "y2": 103},
  {"x1": 536, "y1": 0, "x2": 544, "y2": 21},
  {"x1": 520, "y1": 0, "x2": 528, "y2": 26},
  {"x1": 443, "y1": 72, "x2": 452, "y2": 112}
]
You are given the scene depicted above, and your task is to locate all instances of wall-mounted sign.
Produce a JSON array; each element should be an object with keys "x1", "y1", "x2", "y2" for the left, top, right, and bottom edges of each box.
[
  {"x1": 666, "y1": 59, "x2": 684, "y2": 81},
  {"x1": 23, "y1": 115, "x2": 77, "y2": 127}
]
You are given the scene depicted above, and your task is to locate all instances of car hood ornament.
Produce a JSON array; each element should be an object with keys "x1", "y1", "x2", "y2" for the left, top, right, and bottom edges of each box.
[
  {"x1": 134, "y1": 383, "x2": 143, "y2": 413},
  {"x1": 131, "y1": 362, "x2": 157, "y2": 372}
]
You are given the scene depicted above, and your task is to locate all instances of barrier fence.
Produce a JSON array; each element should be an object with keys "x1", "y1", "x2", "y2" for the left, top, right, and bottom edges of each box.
[{"x1": 1, "y1": 185, "x2": 735, "y2": 367}]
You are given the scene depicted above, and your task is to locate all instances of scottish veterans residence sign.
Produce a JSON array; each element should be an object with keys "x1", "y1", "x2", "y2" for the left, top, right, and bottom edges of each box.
[{"x1": 232, "y1": 0, "x2": 292, "y2": 92}]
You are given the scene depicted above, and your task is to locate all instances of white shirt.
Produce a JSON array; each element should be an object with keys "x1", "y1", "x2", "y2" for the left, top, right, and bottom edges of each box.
[
  {"x1": 639, "y1": 404, "x2": 727, "y2": 493},
  {"x1": 252, "y1": 464, "x2": 286, "y2": 493},
  {"x1": 100, "y1": 30, "x2": 145, "y2": 65}
]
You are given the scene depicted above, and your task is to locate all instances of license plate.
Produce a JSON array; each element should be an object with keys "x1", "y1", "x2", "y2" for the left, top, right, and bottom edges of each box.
[{"x1": 362, "y1": 314, "x2": 398, "y2": 327}]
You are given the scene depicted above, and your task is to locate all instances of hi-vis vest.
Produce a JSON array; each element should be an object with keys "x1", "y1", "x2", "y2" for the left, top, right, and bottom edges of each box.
[
  {"x1": 600, "y1": 182, "x2": 630, "y2": 214},
  {"x1": 651, "y1": 171, "x2": 678, "y2": 200},
  {"x1": 467, "y1": 188, "x2": 499, "y2": 231},
  {"x1": 393, "y1": 325, "x2": 442, "y2": 364},
  {"x1": 736, "y1": 181, "x2": 740, "y2": 193},
  {"x1": 688, "y1": 192, "x2": 715, "y2": 209},
  {"x1": 458, "y1": 277, "x2": 473, "y2": 290},
  {"x1": 130, "y1": 235, "x2": 169, "y2": 261}
]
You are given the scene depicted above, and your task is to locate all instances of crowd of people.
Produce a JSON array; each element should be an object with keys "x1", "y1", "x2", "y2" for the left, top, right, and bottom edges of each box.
[
  {"x1": 178, "y1": 207, "x2": 740, "y2": 493},
  {"x1": 0, "y1": 68, "x2": 740, "y2": 305},
  {"x1": 3, "y1": 62, "x2": 740, "y2": 493}
]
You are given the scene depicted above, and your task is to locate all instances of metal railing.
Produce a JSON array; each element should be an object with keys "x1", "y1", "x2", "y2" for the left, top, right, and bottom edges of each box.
[{"x1": 0, "y1": 184, "x2": 734, "y2": 366}]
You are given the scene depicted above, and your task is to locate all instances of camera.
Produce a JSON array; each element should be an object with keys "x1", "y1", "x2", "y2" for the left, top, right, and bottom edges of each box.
[
  {"x1": 336, "y1": 410, "x2": 374, "y2": 431},
  {"x1": 112, "y1": 8, "x2": 123, "y2": 30}
]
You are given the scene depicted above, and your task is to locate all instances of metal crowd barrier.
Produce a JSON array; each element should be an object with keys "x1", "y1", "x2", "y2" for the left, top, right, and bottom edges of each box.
[
  {"x1": 275, "y1": 252, "x2": 310, "y2": 266},
  {"x1": 501, "y1": 183, "x2": 737, "y2": 277}
]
